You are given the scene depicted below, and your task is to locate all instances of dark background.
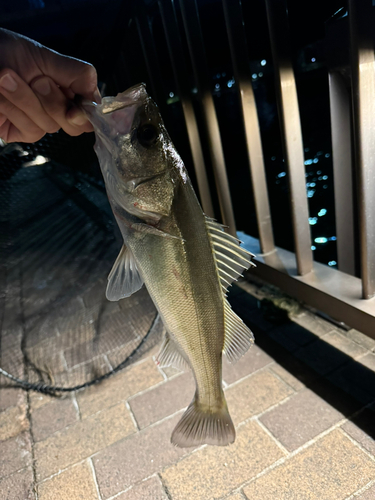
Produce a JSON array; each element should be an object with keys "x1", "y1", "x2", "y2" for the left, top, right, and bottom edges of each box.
[{"x1": 0, "y1": 0, "x2": 348, "y2": 269}]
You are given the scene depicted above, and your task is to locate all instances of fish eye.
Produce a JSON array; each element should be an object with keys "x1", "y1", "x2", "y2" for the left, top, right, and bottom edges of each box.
[{"x1": 137, "y1": 124, "x2": 158, "y2": 148}]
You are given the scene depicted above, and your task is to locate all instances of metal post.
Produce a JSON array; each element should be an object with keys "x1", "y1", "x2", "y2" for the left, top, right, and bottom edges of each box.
[
  {"x1": 349, "y1": 0, "x2": 375, "y2": 299},
  {"x1": 265, "y1": 0, "x2": 313, "y2": 276},
  {"x1": 328, "y1": 71, "x2": 355, "y2": 276},
  {"x1": 179, "y1": 0, "x2": 237, "y2": 236},
  {"x1": 158, "y1": 0, "x2": 214, "y2": 217},
  {"x1": 222, "y1": 0, "x2": 275, "y2": 254}
]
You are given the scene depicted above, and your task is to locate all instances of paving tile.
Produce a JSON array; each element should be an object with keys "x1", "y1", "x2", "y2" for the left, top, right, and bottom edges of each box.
[
  {"x1": 228, "y1": 291, "x2": 259, "y2": 312},
  {"x1": 161, "y1": 420, "x2": 285, "y2": 500},
  {"x1": 268, "y1": 321, "x2": 317, "y2": 352},
  {"x1": 0, "y1": 387, "x2": 25, "y2": 412},
  {"x1": 114, "y1": 476, "x2": 168, "y2": 500},
  {"x1": 63, "y1": 340, "x2": 111, "y2": 370},
  {"x1": 243, "y1": 430, "x2": 375, "y2": 500},
  {"x1": 355, "y1": 483, "x2": 375, "y2": 499},
  {"x1": 82, "y1": 279, "x2": 106, "y2": 308},
  {"x1": 343, "y1": 328, "x2": 375, "y2": 352},
  {"x1": 56, "y1": 355, "x2": 112, "y2": 388},
  {"x1": 222, "y1": 344, "x2": 273, "y2": 385},
  {"x1": 52, "y1": 310, "x2": 98, "y2": 347},
  {"x1": 328, "y1": 359, "x2": 375, "y2": 404},
  {"x1": 323, "y1": 331, "x2": 368, "y2": 359},
  {"x1": 34, "y1": 402, "x2": 135, "y2": 481},
  {"x1": 0, "y1": 404, "x2": 29, "y2": 441},
  {"x1": 38, "y1": 461, "x2": 98, "y2": 500},
  {"x1": 295, "y1": 337, "x2": 349, "y2": 375},
  {"x1": 359, "y1": 353, "x2": 375, "y2": 371},
  {"x1": 106, "y1": 342, "x2": 149, "y2": 369},
  {"x1": 224, "y1": 494, "x2": 246, "y2": 500},
  {"x1": 161, "y1": 365, "x2": 184, "y2": 378},
  {"x1": 232, "y1": 303, "x2": 275, "y2": 333},
  {"x1": 0, "y1": 432, "x2": 32, "y2": 479},
  {"x1": 342, "y1": 404, "x2": 375, "y2": 456},
  {"x1": 269, "y1": 364, "x2": 305, "y2": 391},
  {"x1": 225, "y1": 369, "x2": 294, "y2": 425},
  {"x1": 29, "y1": 392, "x2": 57, "y2": 412},
  {"x1": 76, "y1": 358, "x2": 163, "y2": 419},
  {"x1": 31, "y1": 396, "x2": 78, "y2": 442},
  {"x1": 0, "y1": 467, "x2": 34, "y2": 500},
  {"x1": 129, "y1": 372, "x2": 195, "y2": 429},
  {"x1": 92, "y1": 413, "x2": 190, "y2": 499},
  {"x1": 292, "y1": 311, "x2": 335, "y2": 337},
  {"x1": 260, "y1": 388, "x2": 344, "y2": 451}
]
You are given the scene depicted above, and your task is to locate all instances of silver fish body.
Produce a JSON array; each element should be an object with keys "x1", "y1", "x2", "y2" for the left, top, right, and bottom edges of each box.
[{"x1": 83, "y1": 84, "x2": 255, "y2": 447}]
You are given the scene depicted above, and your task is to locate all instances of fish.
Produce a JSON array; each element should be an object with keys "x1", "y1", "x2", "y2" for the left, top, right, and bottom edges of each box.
[{"x1": 82, "y1": 83, "x2": 255, "y2": 447}]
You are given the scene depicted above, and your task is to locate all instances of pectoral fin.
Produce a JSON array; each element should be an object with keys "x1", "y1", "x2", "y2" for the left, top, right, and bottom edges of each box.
[{"x1": 106, "y1": 245, "x2": 144, "y2": 301}]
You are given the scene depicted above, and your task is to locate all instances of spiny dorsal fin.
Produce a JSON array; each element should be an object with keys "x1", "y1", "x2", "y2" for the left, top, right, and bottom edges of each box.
[
  {"x1": 205, "y1": 216, "x2": 255, "y2": 294},
  {"x1": 223, "y1": 300, "x2": 254, "y2": 362},
  {"x1": 156, "y1": 333, "x2": 190, "y2": 371},
  {"x1": 106, "y1": 244, "x2": 144, "y2": 301}
]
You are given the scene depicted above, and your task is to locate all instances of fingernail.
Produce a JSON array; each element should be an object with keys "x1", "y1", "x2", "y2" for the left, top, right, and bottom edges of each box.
[
  {"x1": 70, "y1": 113, "x2": 88, "y2": 126},
  {"x1": 93, "y1": 87, "x2": 102, "y2": 104},
  {"x1": 32, "y1": 78, "x2": 51, "y2": 96},
  {"x1": 0, "y1": 74, "x2": 17, "y2": 92}
]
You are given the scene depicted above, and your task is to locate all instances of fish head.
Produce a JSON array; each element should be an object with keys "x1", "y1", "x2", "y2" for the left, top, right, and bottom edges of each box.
[{"x1": 82, "y1": 83, "x2": 185, "y2": 223}]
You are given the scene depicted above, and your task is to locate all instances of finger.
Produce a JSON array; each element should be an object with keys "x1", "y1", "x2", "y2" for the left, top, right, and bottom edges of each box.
[
  {"x1": 0, "y1": 105, "x2": 45, "y2": 143},
  {"x1": 36, "y1": 46, "x2": 99, "y2": 101},
  {"x1": 0, "y1": 68, "x2": 60, "y2": 134},
  {"x1": 31, "y1": 76, "x2": 93, "y2": 136},
  {"x1": 0, "y1": 113, "x2": 7, "y2": 128}
]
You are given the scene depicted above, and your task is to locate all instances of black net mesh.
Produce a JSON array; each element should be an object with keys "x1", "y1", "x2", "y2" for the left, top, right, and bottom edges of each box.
[{"x1": 0, "y1": 133, "x2": 163, "y2": 395}]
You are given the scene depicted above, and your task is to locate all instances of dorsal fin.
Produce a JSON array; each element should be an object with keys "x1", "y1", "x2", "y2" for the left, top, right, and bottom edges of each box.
[
  {"x1": 205, "y1": 216, "x2": 255, "y2": 362},
  {"x1": 205, "y1": 217, "x2": 255, "y2": 294},
  {"x1": 106, "y1": 244, "x2": 144, "y2": 301},
  {"x1": 223, "y1": 300, "x2": 254, "y2": 362}
]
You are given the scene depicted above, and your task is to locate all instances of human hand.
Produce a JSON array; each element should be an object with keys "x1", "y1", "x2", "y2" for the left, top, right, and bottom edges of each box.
[{"x1": 0, "y1": 28, "x2": 100, "y2": 143}]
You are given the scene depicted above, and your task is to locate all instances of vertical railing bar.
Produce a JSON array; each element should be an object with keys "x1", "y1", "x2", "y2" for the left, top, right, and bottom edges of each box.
[
  {"x1": 222, "y1": 0, "x2": 275, "y2": 254},
  {"x1": 135, "y1": 7, "x2": 169, "y2": 121},
  {"x1": 265, "y1": 0, "x2": 313, "y2": 276},
  {"x1": 348, "y1": 0, "x2": 375, "y2": 299},
  {"x1": 178, "y1": 0, "x2": 237, "y2": 236},
  {"x1": 158, "y1": 0, "x2": 214, "y2": 217},
  {"x1": 328, "y1": 71, "x2": 355, "y2": 276}
]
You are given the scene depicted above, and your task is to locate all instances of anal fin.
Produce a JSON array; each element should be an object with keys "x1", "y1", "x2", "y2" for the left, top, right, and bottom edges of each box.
[
  {"x1": 156, "y1": 333, "x2": 189, "y2": 371},
  {"x1": 223, "y1": 300, "x2": 254, "y2": 363},
  {"x1": 106, "y1": 244, "x2": 144, "y2": 301}
]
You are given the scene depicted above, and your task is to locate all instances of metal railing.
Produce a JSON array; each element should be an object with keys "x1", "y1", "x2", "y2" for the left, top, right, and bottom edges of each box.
[{"x1": 117, "y1": 0, "x2": 375, "y2": 339}]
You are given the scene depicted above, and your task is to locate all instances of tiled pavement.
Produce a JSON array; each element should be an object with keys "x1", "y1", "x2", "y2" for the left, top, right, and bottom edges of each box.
[{"x1": 1, "y1": 278, "x2": 375, "y2": 500}]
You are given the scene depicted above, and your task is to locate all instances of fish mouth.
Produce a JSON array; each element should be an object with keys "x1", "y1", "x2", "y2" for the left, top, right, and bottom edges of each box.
[{"x1": 80, "y1": 83, "x2": 147, "y2": 115}]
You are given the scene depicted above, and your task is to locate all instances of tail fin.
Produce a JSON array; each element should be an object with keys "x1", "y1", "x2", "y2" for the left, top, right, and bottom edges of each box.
[{"x1": 171, "y1": 397, "x2": 235, "y2": 447}]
